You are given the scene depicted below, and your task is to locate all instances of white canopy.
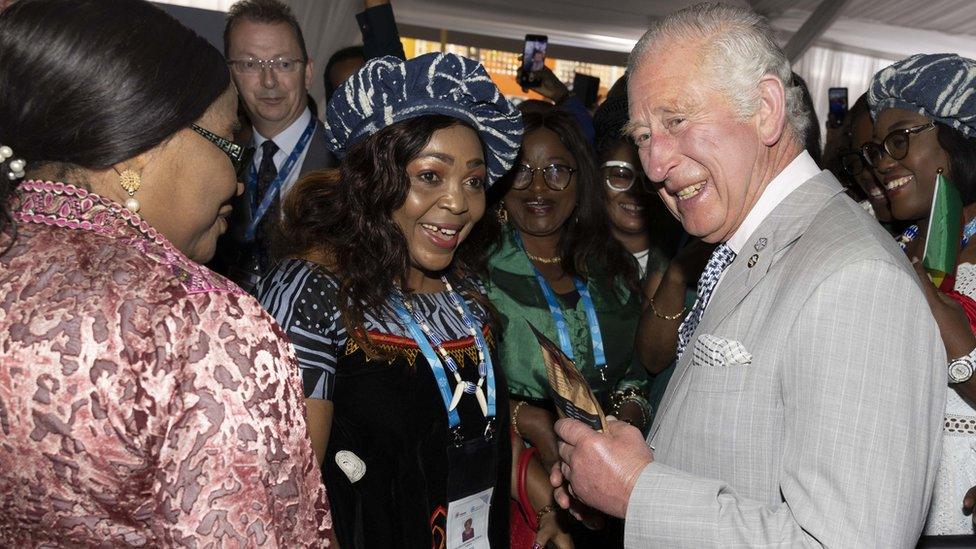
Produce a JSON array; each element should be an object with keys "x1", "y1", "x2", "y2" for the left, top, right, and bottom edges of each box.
[
  {"x1": 156, "y1": 0, "x2": 976, "y2": 130},
  {"x1": 389, "y1": 0, "x2": 976, "y2": 131}
]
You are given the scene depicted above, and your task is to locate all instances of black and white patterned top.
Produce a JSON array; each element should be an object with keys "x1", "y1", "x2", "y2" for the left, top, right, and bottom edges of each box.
[{"x1": 255, "y1": 258, "x2": 490, "y2": 400}]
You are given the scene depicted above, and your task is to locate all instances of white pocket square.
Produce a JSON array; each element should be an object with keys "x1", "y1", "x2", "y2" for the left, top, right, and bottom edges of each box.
[{"x1": 693, "y1": 334, "x2": 752, "y2": 367}]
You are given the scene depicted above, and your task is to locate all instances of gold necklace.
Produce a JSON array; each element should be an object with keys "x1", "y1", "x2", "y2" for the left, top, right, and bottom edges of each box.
[{"x1": 525, "y1": 251, "x2": 561, "y2": 264}]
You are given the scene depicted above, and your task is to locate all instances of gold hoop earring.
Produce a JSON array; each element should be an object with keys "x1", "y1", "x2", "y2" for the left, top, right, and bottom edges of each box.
[
  {"x1": 496, "y1": 205, "x2": 509, "y2": 224},
  {"x1": 118, "y1": 169, "x2": 141, "y2": 213}
]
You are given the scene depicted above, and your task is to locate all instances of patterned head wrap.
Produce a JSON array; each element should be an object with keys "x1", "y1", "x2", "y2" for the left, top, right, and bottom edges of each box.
[
  {"x1": 869, "y1": 53, "x2": 976, "y2": 138},
  {"x1": 325, "y1": 52, "x2": 523, "y2": 187}
]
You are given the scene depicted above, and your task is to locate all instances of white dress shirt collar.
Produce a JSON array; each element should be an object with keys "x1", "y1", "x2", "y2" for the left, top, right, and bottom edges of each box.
[
  {"x1": 251, "y1": 107, "x2": 312, "y2": 164},
  {"x1": 726, "y1": 150, "x2": 821, "y2": 254}
]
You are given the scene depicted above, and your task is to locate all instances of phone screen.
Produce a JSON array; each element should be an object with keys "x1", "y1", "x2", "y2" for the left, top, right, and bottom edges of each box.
[
  {"x1": 828, "y1": 87, "x2": 848, "y2": 125},
  {"x1": 522, "y1": 35, "x2": 548, "y2": 73}
]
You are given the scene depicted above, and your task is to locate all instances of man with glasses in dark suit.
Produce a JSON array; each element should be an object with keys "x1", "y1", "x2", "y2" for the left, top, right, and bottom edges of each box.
[{"x1": 218, "y1": 0, "x2": 333, "y2": 292}]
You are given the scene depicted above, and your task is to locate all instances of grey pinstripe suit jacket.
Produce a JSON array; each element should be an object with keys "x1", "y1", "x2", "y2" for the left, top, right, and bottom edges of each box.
[{"x1": 625, "y1": 171, "x2": 947, "y2": 547}]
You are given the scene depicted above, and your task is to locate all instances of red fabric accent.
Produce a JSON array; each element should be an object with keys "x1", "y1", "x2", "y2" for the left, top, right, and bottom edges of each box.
[
  {"x1": 943, "y1": 289, "x2": 976, "y2": 334},
  {"x1": 429, "y1": 505, "x2": 447, "y2": 549},
  {"x1": 517, "y1": 446, "x2": 539, "y2": 530},
  {"x1": 510, "y1": 501, "x2": 538, "y2": 548}
]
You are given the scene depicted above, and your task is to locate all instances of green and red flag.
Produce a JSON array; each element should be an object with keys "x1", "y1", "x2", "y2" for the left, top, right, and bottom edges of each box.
[{"x1": 922, "y1": 170, "x2": 963, "y2": 287}]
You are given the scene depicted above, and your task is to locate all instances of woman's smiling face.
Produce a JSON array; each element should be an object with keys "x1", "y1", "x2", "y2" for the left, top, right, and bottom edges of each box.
[
  {"x1": 503, "y1": 127, "x2": 578, "y2": 239},
  {"x1": 393, "y1": 123, "x2": 487, "y2": 276},
  {"x1": 871, "y1": 107, "x2": 948, "y2": 222}
]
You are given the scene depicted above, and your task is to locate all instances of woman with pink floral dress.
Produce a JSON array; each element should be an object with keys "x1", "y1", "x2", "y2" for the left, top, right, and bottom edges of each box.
[{"x1": 0, "y1": 1, "x2": 331, "y2": 546}]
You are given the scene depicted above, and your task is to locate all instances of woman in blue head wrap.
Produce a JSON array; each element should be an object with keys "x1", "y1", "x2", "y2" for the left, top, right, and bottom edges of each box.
[
  {"x1": 869, "y1": 53, "x2": 976, "y2": 536},
  {"x1": 254, "y1": 52, "x2": 571, "y2": 548}
]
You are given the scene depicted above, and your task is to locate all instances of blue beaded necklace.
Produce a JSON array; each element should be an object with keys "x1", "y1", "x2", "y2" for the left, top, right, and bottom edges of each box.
[{"x1": 897, "y1": 217, "x2": 976, "y2": 252}]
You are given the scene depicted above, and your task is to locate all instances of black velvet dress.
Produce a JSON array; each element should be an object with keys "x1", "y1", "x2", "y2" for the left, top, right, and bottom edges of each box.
[
  {"x1": 256, "y1": 260, "x2": 510, "y2": 549},
  {"x1": 325, "y1": 333, "x2": 510, "y2": 548}
]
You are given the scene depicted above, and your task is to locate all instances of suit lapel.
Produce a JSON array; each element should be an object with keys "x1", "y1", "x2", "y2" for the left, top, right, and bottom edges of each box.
[
  {"x1": 298, "y1": 120, "x2": 335, "y2": 177},
  {"x1": 650, "y1": 171, "x2": 845, "y2": 441}
]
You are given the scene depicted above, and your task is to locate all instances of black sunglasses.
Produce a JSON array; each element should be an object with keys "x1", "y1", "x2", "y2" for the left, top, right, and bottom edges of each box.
[{"x1": 190, "y1": 123, "x2": 254, "y2": 181}]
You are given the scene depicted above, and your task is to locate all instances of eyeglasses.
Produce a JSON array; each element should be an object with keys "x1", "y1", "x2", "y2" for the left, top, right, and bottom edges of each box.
[
  {"x1": 511, "y1": 163, "x2": 577, "y2": 191},
  {"x1": 227, "y1": 56, "x2": 305, "y2": 74},
  {"x1": 862, "y1": 122, "x2": 936, "y2": 168},
  {"x1": 839, "y1": 150, "x2": 868, "y2": 177},
  {"x1": 190, "y1": 123, "x2": 254, "y2": 181},
  {"x1": 601, "y1": 160, "x2": 652, "y2": 193}
]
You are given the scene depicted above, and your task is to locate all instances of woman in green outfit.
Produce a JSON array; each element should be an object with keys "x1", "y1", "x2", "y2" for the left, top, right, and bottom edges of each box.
[{"x1": 485, "y1": 104, "x2": 650, "y2": 470}]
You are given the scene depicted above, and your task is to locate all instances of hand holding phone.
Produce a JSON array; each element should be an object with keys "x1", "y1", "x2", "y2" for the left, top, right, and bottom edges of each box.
[{"x1": 517, "y1": 34, "x2": 548, "y2": 88}]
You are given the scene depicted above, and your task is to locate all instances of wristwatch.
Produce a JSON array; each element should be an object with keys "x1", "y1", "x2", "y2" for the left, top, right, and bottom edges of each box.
[{"x1": 948, "y1": 347, "x2": 976, "y2": 384}]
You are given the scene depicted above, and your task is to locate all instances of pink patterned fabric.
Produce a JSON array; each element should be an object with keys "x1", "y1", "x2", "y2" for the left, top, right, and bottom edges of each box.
[{"x1": 0, "y1": 181, "x2": 332, "y2": 547}]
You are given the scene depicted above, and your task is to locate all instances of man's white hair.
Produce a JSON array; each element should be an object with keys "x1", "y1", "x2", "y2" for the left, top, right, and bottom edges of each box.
[{"x1": 628, "y1": 2, "x2": 809, "y2": 144}]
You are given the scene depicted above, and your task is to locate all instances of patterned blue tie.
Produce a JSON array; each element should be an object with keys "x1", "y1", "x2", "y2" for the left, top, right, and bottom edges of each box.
[{"x1": 675, "y1": 243, "x2": 737, "y2": 361}]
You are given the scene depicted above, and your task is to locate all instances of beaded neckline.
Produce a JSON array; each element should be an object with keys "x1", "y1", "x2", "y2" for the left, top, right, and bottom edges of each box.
[
  {"x1": 13, "y1": 180, "x2": 243, "y2": 296},
  {"x1": 14, "y1": 180, "x2": 171, "y2": 248}
]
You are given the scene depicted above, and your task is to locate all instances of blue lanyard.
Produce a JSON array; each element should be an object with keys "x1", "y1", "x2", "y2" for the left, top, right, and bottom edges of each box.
[
  {"x1": 390, "y1": 291, "x2": 497, "y2": 431},
  {"x1": 962, "y1": 217, "x2": 976, "y2": 249},
  {"x1": 244, "y1": 117, "x2": 316, "y2": 242},
  {"x1": 513, "y1": 232, "x2": 608, "y2": 380}
]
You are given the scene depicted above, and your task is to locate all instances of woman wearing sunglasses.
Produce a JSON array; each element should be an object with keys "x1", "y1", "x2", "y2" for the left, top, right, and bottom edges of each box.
[
  {"x1": 486, "y1": 104, "x2": 649, "y2": 485},
  {"x1": 592, "y1": 91, "x2": 675, "y2": 283},
  {"x1": 0, "y1": 1, "x2": 331, "y2": 545},
  {"x1": 869, "y1": 53, "x2": 976, "y2": 537}
]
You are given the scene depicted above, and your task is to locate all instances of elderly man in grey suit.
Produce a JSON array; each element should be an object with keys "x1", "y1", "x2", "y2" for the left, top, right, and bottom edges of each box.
[{"x1": 551, "y1": 3, "x2": 947, "y2": 547}]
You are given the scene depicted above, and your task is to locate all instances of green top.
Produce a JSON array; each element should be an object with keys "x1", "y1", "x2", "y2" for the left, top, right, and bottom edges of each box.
[{"x1": 484, "y1": 227, "x2": 650, "y2": 406}]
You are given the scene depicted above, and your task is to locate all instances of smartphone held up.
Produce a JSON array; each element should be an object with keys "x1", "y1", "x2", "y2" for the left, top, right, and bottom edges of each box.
[
  {"x1": 517, "y1": 34, "x2": 547, "y2": 88},
  {"x1": 828, "y1": 87, "x2": 848, "y2": 128}
]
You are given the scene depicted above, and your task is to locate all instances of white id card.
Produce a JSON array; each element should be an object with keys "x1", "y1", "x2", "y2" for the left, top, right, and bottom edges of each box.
[{"x1": 446, "y1": 487, "x2": 493, "y2": 548}]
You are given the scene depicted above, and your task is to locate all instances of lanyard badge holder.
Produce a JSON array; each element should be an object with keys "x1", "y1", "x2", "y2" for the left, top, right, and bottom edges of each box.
[
  {"x1": 513, "y1": 231, "x2": 608, "y2": 381},
  {"x1": 391, "y1": 286, "x2": 499, "y2": 548},
  {"x1": 244, "y1": 117, "x2": 317, "y2": 243}
]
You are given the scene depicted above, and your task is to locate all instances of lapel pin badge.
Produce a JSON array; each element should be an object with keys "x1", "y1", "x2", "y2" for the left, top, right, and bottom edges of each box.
[
  {"x1": 747, "y1": 254, "x2": 759, "y2": 268},
  {"x1": 754, "y1": 237, "x2": 767, "y2": 252}
]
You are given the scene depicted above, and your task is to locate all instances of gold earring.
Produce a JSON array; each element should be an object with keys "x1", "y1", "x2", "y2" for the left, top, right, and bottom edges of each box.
[
  {"x1": 118, "y1": 169, "x2": 141, "y2": 213},
  {"x1": 496, "y1": 205, "x2": 509, "y2": 224}
]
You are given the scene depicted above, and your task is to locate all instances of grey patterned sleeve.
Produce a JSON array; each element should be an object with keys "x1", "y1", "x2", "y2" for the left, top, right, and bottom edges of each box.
[{"x1": 257, "y1": 259, "x2": 345, "y2": 401}]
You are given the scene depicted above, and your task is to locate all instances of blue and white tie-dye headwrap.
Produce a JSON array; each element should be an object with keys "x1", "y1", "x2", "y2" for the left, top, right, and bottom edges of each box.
[
  {"x1": 325, "y1": 52, "x2": 523, "y2": 187},
  {"x1": 869, "y1": 53, "x2": 976, "y2": 138}
]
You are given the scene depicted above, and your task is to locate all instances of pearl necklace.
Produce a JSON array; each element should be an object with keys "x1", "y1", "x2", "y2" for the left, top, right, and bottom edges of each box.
[{"x1": 400, "y1": 277, "x2": 489, "y2": 416}]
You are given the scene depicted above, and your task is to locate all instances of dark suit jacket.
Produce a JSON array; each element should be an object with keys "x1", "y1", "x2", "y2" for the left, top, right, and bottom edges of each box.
[
  {"x1": 298, "y1": 119, "x2": 334, "y2": 178},
  {"x1": 210, "y1": 118, "x2": 334, "y2": 290}
]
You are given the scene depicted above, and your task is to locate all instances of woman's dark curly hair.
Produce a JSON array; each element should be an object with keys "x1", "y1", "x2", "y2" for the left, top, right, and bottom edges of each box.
[
  {"x1": 496, "y1": 105, "x2": 639, "y2": 292},
  {"x1": 277, "y1": 114, "x2": 499, "y2": 354},
  {"x1": 936, "y1": 123, "x2": 976, "y2": 206}
]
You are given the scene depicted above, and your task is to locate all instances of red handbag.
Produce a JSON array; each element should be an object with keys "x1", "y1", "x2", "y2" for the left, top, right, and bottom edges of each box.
[{"x1": 510, "y1": 445, "x2": 540, "y2": 548}]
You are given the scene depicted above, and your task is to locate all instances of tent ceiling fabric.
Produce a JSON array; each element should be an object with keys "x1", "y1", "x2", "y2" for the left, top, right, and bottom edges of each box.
[
  {"x1": 755, "y1": 0, "x2": 976, "y2": 37},
  {"x1": 392, "y1": 0, "x2": 976, "y2": 60},
  {"x1": 392, "y1": 0, "x2": 750, "y2": 53}
]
